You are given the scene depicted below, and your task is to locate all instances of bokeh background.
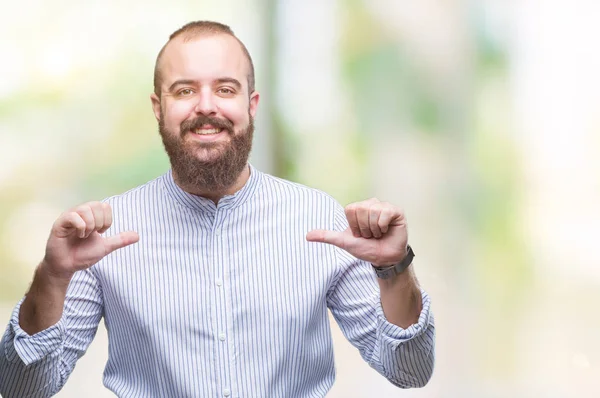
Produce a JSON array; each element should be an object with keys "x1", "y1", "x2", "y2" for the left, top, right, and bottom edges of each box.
[{"x1": 1, "y1": 0, "x2": 600, "y2": 397}]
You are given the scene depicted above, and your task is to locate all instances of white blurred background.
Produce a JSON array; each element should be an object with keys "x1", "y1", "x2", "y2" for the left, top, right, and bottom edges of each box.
[{"x1": 1, "y1": 0, "x2": 600, "y2": 396}]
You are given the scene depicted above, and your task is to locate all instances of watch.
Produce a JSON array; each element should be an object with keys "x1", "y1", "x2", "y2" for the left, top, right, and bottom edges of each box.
[{"x1": 372, "y1": 245, "x2": 415, "y2": 279}]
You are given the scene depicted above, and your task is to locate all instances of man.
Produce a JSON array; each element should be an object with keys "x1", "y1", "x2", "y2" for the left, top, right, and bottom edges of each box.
[{"x1": 0, "y1": 21, "x2": 435, "y2": 397}]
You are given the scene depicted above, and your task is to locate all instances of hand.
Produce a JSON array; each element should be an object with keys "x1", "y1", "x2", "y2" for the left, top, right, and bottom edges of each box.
[
  {"x1": 306, "y1": 198, "x2": 408, "y2": 267},
  {"x1": 41, "y1": 201, "x2": 139, "y2": 280}
]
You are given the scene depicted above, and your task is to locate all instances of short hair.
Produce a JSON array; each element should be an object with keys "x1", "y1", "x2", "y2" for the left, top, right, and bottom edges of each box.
[{"x1": 153, "y1": 21, "x2": 255, "y2": 97}]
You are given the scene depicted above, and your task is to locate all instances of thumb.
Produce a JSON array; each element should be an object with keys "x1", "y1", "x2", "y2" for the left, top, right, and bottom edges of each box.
[
  {"x1": 104, "y1": 231, "x2": 139, "y2": 255},
  {"x1": 306, "y1": 229, "x2": 345, "y2": 248}
]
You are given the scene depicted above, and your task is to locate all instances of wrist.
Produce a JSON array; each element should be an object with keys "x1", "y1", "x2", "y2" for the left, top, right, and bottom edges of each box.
[
  {"x1": 371, "y1": 244, "x2": 409, "y2": 268},
  {"x1": 37, "y1": 260, "x2": 74, "y2": 286},
  {"x1": 372, "y1": 245, "x2": 415, "y2": 279}
]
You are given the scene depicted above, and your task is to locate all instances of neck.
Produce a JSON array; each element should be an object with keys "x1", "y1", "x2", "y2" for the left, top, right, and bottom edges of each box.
[{"x1": 173, "y1": 164, "x2": 250, "y2": 204}]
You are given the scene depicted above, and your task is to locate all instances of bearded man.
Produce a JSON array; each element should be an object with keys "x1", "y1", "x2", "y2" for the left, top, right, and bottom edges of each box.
[{"x1": 0, "y1": 21, "x2": 435, "y2": 398}]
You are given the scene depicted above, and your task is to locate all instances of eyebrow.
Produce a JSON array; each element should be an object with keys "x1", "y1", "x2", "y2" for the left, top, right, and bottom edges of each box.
[
  {"x1": 167, "y1": 79, "x2": 197, "y2": 93},
  {"x1": 215, "y1": 77, "x2": 242, "y2": 90},
  {"x1": 167, "y1": 77, "x2": 243, "y2": 93}
]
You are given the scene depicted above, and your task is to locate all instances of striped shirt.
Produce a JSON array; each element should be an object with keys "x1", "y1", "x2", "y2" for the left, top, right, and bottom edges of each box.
[{"x1": 0, "y1": 165, "x2": 435, "y2": 397}]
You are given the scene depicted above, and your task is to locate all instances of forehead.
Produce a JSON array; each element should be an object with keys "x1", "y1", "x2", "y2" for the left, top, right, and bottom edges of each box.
[{"x1": 160, "y1": 34, "x2": 249, "y2": 89}]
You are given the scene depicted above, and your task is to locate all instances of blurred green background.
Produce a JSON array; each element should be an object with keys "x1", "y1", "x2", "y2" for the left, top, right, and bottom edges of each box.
[{"x1": 1, "y1": 0, "x2": 599, "y2": 396}]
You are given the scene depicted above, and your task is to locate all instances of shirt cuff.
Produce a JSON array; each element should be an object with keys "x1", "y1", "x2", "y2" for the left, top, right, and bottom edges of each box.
[
  {"x1": 375, "y1": 289, "x2": 433, "y2": 348},
  {"x1": 4, "y1": 298, "x2": 65, "y2": 366}
]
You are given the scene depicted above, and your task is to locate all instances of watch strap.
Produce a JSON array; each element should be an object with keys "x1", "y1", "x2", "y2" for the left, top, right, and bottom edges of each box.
[{"x1": 372, "y1": 245, "x2": 415, "y2": 279}]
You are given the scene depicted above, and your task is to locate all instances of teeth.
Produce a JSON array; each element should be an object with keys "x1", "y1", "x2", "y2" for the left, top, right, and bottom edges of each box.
[{"x1": 194, "y1": 128, "x2": 221, "y2": 135}]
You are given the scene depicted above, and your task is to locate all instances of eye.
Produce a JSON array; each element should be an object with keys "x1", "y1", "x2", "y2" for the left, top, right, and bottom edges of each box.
[
  {"x1": 217, "y1": 87, "x2": 235, "y2": 95},
  {"x1": 178, "y1": 88, "x2": 194, "y2": 96}
]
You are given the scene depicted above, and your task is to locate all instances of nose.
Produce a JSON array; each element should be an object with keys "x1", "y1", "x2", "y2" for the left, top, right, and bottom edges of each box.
[{"x1": 193, "y1": 90, "x2": 218, "y2": 116}]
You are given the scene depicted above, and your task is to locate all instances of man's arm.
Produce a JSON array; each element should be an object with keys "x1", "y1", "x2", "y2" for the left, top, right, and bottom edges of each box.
[
  {"x1": 307, "y1": 200, "x2": 435, "y2": 387},
  {"x1": 0, "y1": 202, "x2": 138, "y2": 397}
]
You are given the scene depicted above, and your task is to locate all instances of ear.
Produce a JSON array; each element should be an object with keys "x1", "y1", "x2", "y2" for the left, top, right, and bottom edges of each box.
[
  {"x1": 150, "y1": 93, "x2": 161, "y2": 122},
  {"x1": 249, "y1": 91, "x2": 260, "y2": 119}
]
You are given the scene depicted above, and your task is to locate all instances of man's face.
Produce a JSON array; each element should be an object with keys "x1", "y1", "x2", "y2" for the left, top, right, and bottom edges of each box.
[{"x1": 151, "y1": 34, "x2": 259, "y2": 191}]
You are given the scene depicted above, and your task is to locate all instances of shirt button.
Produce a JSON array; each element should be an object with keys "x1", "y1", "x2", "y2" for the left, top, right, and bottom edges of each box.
[
  {"x1": 216, "y1": 279, "x2": 223, "y2": 287},
  {"x1": 223, "y1": 388, "x2": 231, "y2": 397},
  {"x1": 218, "y1": 333, "x2": 226, "y2": 341}
]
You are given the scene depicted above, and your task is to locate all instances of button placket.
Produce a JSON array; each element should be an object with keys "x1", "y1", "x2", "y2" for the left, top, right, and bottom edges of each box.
[{"x1": 213, "y1": 210, "x2": 232, "y2": 396}]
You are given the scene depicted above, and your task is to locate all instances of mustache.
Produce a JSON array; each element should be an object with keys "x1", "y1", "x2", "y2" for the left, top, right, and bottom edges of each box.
[{"x1": 180, "y1": 115, "x2": 234, "y2": 135}]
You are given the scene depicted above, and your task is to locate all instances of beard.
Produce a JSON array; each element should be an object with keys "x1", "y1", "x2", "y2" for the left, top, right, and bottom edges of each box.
[{"x1": 158, "y1": 111, "x2": 254, "y2": 193}]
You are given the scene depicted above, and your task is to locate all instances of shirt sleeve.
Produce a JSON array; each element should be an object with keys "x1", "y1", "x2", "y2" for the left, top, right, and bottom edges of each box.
[
  {"x1": 325, "y1": 205, "x2": 435, "y2": 388},
  {"x1": 0, "y1": 269, "x2": 104, "y2": 398}
]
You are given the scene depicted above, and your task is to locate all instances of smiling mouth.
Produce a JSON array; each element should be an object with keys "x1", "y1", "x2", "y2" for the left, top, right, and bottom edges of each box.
[{"x1": 193, "y1": 128, "x2": 224, "y2": 135}]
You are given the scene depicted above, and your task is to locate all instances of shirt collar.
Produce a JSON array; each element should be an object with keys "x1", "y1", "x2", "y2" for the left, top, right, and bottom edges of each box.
[{"x1": 161, "y1": 163, "x2": 263, "y2": 213}]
